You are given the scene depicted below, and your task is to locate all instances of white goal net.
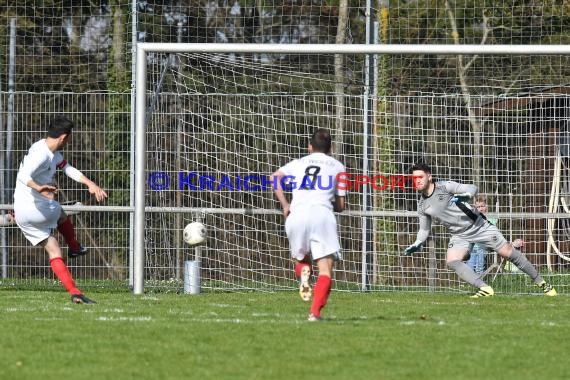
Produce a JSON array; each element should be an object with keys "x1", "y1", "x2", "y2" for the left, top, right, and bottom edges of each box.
[{"x1": 135, "y1": 44, "x2": 570, "y2": 295}]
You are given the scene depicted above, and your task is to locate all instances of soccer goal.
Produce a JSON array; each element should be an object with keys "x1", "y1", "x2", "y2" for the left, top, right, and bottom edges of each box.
[{"x1": 134, "y1": 43, "x2": 570, "y2": 295}]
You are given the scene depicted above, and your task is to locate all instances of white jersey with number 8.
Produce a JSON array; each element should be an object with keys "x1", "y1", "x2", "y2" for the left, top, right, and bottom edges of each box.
[
  {"x1": 278, "y1": 152, "x2": 346, "y2": 261},
  {"x1": 278, "y1": 152, "x2": 346, "y2": 212}
]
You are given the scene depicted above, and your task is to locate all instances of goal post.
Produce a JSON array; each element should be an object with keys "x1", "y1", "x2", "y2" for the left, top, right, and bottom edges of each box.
[{"x1": 134, "y1": 43, "x2": 570, "y2": 295}]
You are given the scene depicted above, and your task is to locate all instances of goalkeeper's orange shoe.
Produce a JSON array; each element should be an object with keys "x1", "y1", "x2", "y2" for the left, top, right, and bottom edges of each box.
[
  {"x1": 538, "y1": 281, "x2": 557, "y2": 296},
  {"x1": 470, "y1": 285, "x2": 494, "y2": 298},
  {"x1": 299, "y1": 266, "x2": 312, "y2": 302}
]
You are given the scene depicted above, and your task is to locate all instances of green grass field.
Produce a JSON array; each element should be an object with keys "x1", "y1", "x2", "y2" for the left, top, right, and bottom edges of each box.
[{"x1": 1, "y1": 289, "x2": 568, "y2": 380}]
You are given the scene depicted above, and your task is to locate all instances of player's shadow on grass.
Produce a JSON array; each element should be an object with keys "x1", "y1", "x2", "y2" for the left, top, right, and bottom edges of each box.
[{"x1": 325, "y1": 315, "x2": 397, "y2": 323}]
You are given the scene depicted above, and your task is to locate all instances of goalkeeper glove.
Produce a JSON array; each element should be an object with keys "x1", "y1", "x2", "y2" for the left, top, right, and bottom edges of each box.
[
  {"x1": 404, "y1": 242, "x2": 423, "y2": 255},
  {"x1": 450, "y1": 192, "x2": 472, "y2": 205},
  {"x1": 512, "y1": 239, "x2": 525, "y2": 249}
]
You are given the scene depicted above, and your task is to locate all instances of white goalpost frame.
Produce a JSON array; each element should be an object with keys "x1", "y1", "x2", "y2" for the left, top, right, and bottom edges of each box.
[{"x1": 133, "y1": 43, "x2": 570, "y2": 295}]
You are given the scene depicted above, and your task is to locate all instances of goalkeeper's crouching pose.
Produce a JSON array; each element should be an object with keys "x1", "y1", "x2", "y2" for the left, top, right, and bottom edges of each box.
[{"x1": 405, "y1": 162, "x2": 556, "y2": 298}]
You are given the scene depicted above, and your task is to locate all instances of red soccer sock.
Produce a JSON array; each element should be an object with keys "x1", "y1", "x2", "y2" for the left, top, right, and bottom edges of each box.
[
  {"x1": 50, "y1": 257, "x2": 81, "y2": 295},
  {"x1": 310, "y1": 275, "x2": 332, "y2": 317},
  {"x1": 57, "y1": 217, "x2": 81, "y2": 252},
  {"x1": 294, "y1": 261, "x2": 311, "y2": 279}
]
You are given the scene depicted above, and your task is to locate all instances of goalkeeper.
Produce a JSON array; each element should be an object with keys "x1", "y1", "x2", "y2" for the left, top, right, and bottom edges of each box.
[{"x1": 404, "y1": 162, "x2": 556, "y2": 298}]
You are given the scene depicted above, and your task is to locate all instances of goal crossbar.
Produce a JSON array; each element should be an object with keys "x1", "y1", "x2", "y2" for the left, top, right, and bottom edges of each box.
[{"x1": 137, "y1": 43, "x2": 570, "y2": 55}]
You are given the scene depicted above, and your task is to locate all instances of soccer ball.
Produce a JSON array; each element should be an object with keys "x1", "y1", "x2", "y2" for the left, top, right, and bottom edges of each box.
[{"x1": 183, "y1": 222, "x2": 207, "y2": 246}]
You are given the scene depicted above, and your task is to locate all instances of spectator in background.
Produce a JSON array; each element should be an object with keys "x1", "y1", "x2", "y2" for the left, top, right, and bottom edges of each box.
[{"x1": 465, "y1": 194, "x2": 496, "y2": 274}]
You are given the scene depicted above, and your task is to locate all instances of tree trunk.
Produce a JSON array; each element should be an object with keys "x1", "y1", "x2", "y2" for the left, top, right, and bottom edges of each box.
[{"x1": 333, "y1": 0, "x2": 348, "y2": 157}]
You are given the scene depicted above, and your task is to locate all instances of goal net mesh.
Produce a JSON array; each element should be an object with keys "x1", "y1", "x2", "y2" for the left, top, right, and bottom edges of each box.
[{"x1": 143, "y1": 50, "x2": 570, "y2": 294}]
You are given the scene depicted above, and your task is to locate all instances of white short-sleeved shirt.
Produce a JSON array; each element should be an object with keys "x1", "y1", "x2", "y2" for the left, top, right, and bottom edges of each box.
[
  {"x1": 13, "y1": 139, "x2": 66, "y2": 245},
  {"x1": 278, "y1": 152, "x2": 346, "y2": 261},
  {"x1": 278, "y1": 152, "x2": 346, "y2": 212}
]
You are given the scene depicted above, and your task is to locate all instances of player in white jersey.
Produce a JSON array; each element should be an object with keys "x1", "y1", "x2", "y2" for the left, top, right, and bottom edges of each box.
[
  {"x1": 13, "y1": 115, "x2": 108, "y2": 304},
  {"x1": 404, "y1": 162, "x2": 556, "y2": 297},
  {"x1": 272, "y1": 128, "x2": 346, "y2": 321}
]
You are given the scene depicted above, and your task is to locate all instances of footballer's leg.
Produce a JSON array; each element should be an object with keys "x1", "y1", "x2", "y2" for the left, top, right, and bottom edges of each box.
[
  {"x1": 286, "y1": 214, "x2": 313, "y2": 301},
  {"x1": 43, "y1": 236, "x2": 95, "y2": 304},
  {"x1": 309, "y1": 255, "x2": 334, "y2": 321},
  {"x1": 295, "y1": 258, "x2": 312, "y2": 302},
  {"x1": 57, "y1": 211, "x2": 87, "y2": 258},
  {"x1": 497, "y1": 243, "x2": 557, "y2": 296},
  {"x1": 447, "y1": 242, "x2": 493, "y2": 298}
]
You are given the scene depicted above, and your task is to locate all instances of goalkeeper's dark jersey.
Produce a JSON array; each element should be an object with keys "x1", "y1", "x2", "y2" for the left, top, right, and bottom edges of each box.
[{"x1": 415, "y1": 181, "x2": 479, "y2": 243}]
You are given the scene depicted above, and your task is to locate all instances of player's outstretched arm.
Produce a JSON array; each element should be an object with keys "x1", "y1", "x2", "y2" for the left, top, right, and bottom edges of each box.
[
  {"x1": 404, "y1": 241, "x2": 423, "y2": 255},
  {"x1": 60, "y1": 161, "x2": 107, "y2": 202},
  {"x1": 271, "y1": 170, "x2": 290, "y2": 218},
  {"x1": 512, "y1": 238, "x2": 525, "y2": 249},
  {"x1": 445, "y1": 181, "x2": 477, "y2": 204},
  {"x1": 450, "y1": 192, "x2": 473, "y2": 204},
  {"x1": 445, "y1": 181, "x2": 477, "y2": 196},
  {"x1": 404, "y1": 214, "x2": 431, "y2": 255},
  {"x1": 82, "y1": 178, "x2": 108, "y2": 203}
]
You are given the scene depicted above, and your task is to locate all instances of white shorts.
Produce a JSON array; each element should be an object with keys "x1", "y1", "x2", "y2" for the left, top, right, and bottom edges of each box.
[
  {"x1": 285, "y1": 206, "x2": 341, "y2": 262},
  {"x1": 14, "y1": 199, "x2": 61, "y2": 246}
]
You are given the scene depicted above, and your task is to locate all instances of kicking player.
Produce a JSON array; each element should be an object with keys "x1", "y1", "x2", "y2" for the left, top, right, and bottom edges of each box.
[
  {"x1": 404, "y1": 162, "x2": 556, "y2": 298},
  {"x1": 13, "y1": 115, "x2": 108, "y2": 304},
  {"x1": 272, "y1": 128, "x2": 346, "y2": 321}
]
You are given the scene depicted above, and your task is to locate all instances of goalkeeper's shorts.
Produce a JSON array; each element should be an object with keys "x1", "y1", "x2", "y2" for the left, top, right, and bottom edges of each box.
[{"x1": 449, "y1": 219, "x2": 508, "y2": 252}]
